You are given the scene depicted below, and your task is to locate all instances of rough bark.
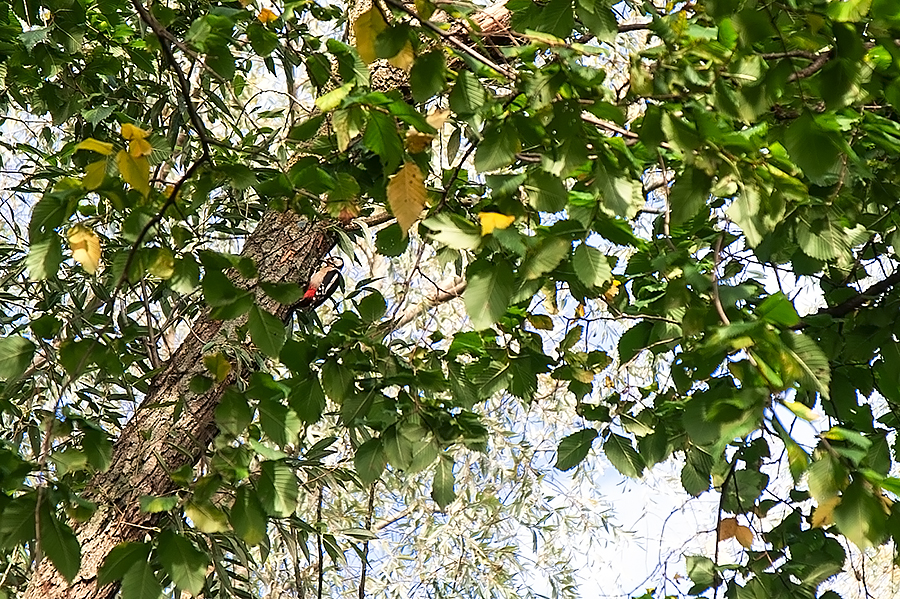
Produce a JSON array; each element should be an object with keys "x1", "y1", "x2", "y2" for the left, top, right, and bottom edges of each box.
[{"x1": 23, "y1": 211, "x2": 335, "y2": 599}]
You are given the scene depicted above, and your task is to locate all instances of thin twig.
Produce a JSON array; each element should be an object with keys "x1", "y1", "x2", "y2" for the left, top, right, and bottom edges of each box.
[
  {"x1": 711, "y1": 234, "x2": 730, "y2": 326},
  {"x1": 358, "y1": 483, "x2": 376, "y2": 599}
]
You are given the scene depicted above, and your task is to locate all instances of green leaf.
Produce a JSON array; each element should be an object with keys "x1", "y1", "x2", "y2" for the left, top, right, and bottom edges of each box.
[
  {"x1": 363, "y1": 110, "x2": 403, "y2": 171},
  {"x1": 668, "y1": 167, "x2": 712, "y2": 224},
  {"x1": 0, "y1": 495, "x2": 36, "y2": 548},
  {"x1": 257, "y1": 460, "x2": 299, "y2": 517},
  {"x1": 449, "y1": 71, "x2": 486, "y2": 115},
  {"x1": 120, "y1": 560, "x2": 163, "y2": 599},
  {"x1": 525, "y1": 171, "x2": 568, "y2": 212},
  {"x1": 25, "y1": 236, "x2": 63, "y2": 280},
  {"x1": 681, "y1": 447, "x2": 712, "y2": 497},
  {"x1": 432, "y1": 455, "x2": 456, "y2": 508},
  {"x1": 594, "y1": 164, "x2": 642, "y2": 219},
  {"x1": 39, "y1": 501, "x2": 81, "y2": 582},
  {"x1": 230, "y1": 486, "x2": 268, "y2": 546},
  {"x1": 321, "y1": 358, "x2": 354, "y2": 403},
  {"x1": 807, "y1": 453, "x2": 848, "y2": 503},
  {"x1": 464, "y1": 258, "x2": 515, "y2": 330},
  {"x1": 139, "y1": 495, "x2": 178, "y2": 513},
  {"x1": 555, "y1": 428, "x2": 598, "y2": 471},
  {"x1": 834, "y1": 479, "x2": 888, "y2": 548},
  {"x1": 475, "y1": 123, "x2": 519, "y2": 172},
  {"x1": 781, "y1": 332, "x2": 830, "y2": 401},
  {"x1": 422, "y1": 213, "x2": 482, "y2": 250},
  {"x1": 355, "y1": 438, "x2": 387, "y2": 485},
  {"x1": 248, "y1": 305, "x2": 286, "y2": 358},
  {"x1": 783, "y1": 112, "x2": 843, "y2": 184},
  {"x1": 98, "y1": 542, "x2": 151, "y2": 587},
  {"x1": 357, "y1": 291, "x2": 387, "y2": 322},
  {"x1": 756, "y1": 293, "x2": 800, "y2": 327},
  {"x1": 410, "y1": 50, "x2": 446, "y2": 103},
  {"x1": 603, "y1": 433, "x2": 645, "y2": 477},
  {"x1": 618, "y1": 321, "x2": 654, "y2": 364},
  {"x1": 0, "y1": 336, "x2": 35, "y2": 380},
  {"x1": 215, "y1": 388, "x2": 252, "y2": 437},
  {"x1": 258, "y1": 397, "x2": 302, "y2": 447},
  {"x1": 685, "y1": 555, "x2": 716, "y2": 591},
  {"x1": 572, "y1": 244, "x2": 612, "y2": 288},
  {"x1": 157, "y1": 530, "x2": 209, "y2": 596},
  {"x1": 522, "y1": 237, "x2": 570, "y2": 280}
]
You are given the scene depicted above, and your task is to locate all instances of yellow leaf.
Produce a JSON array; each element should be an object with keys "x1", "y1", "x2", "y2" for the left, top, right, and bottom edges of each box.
[
  {"x1": 718, "y1": 517, "x2": 737, "y2": 542},
  {"x1": 387, "y1": 40, "x2": 414, "y2": 71},
  {"x1": 354, "y1": 7, "x2": 386, "y2": 64},
  {"x1": 478, "y1": 212, "x2": 515, "y2": 235},
  {"x1": 83, "y1": 160, "x2": 107, "y2": 190},
  {"x1": 783, "y1": 400, "x2": 820, "y2": 422},
  {"x1": 315, "y1": 82, "x2": 353, "y2": 112},
  {"x1": 426, "y1": 109, "x2": 451, "y2": 130},
  {"x1": 148, "y1": 248, "x2": 175, "y2": 279},
  {"x1": 203, "y1": 353, "x2": 232, "y2": 382},
  {"x1": 120, "y1": 123, "x2": 150, "y2": 140},
  {"x1": 405, "y1": 129, "x2": 435, "y2": 154},
  {"x1": 734, "y1": 525, "x2": 753, "y2": 549},
  {"x1": 572, "y1": 367, "x2": 593, "y2": 383},
  {"x1": 386, "y1": 163, "x2": 426, "y2": 236},
  {"x1": 575, "y1": 303, "x2": 585, "y2": 318},
  {"x1": 812, "y1": 496, "x2": 841, "y2": 528},
  {"x1": 526, "y1": 314, "x2": 553, "y2": 330},
  {"x1": 67, "y1": 224, "x2": 101, "y2": 275},
  {"x1": 257, "y1": 8, "x2": 278, "y2": 23},
  {"x1": 184, "y1": 501, "x2": 229, "y2": 534},
  {"x1": 604, "y1": 279, "x2": 621, "y2": 301},
  {"x1": 116, "y1": 150, "x2": 150, "y2": 197},
  {"x1": 128, "y1": 137, "x2": 152, "y2": 158},
  {"x1": 75, "y1": 138, "x2": 114, "y2": 156}
]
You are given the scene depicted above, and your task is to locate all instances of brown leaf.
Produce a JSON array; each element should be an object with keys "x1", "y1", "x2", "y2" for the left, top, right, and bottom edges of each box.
[
  {"x1": 812, "y1": 496, "x2": 841, "y2": 528},
  {"x1": 734, "y1": 525, "x2": 753, "y2": 549},
  {"x1": 718, "y1": 517, "x2": 737, "y2": 542}
]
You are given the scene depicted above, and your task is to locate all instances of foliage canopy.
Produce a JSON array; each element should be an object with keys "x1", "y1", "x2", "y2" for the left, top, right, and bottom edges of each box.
[{"x1": 3, "y1": 0, "x2": 900, "y2": 597}]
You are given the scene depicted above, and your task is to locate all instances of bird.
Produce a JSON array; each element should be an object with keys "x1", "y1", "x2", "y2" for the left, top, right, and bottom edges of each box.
[{"x1": 291, "y1": 256, "x2": 344, "y2": 312}]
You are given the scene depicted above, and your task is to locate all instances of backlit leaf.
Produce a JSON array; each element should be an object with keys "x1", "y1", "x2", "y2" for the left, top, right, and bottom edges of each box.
[{"x1": 387, "y1": 163, "x2": 426, "y2": 236}]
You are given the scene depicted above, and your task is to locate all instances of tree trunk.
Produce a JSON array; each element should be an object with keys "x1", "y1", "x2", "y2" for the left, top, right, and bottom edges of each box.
[{"x1": 23, "y1": 211, "x2": 334, "y2": 599}]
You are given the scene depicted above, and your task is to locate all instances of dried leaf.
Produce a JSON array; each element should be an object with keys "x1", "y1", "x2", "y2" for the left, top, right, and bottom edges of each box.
[
  {"x1": 426, "y1": 109, "x2": 451, "y2": 129},
  {"x1": 405, "y1": 130, "x2": 435, "y2": 154},
  {"x1": 734, "y1": 525, "x2": 753, "y2": 548},
  {"x1": 718, "y1": 517, "x2": 737, "y2": 542},
  {"x1": 386, "y1": 163, "x2": 426, "y2": 236},
  {"x1": 67, "y1": 224, "x2": 101, "y2": 274}
]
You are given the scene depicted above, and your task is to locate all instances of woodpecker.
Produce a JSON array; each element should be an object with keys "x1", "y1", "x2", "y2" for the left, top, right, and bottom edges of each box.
[{"x1": 291, "y1": 256, "x2": 344, "y2": 312}]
